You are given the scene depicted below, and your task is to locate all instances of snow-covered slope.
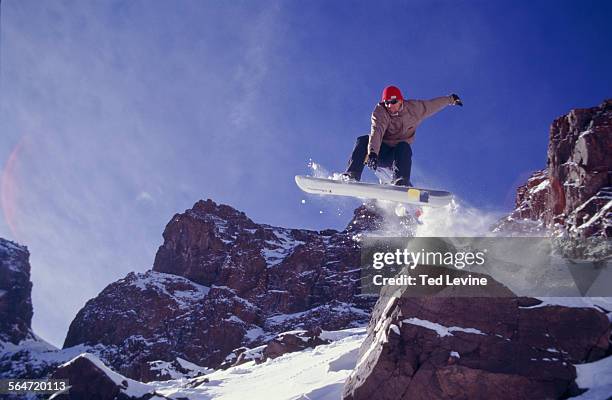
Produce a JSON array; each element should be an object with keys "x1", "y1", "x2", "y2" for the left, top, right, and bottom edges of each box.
[
  {"x1": 153, "y1": 327, "x2": 367, "y2": 400},
  {"x1": 46, "y1": 327, "x2": 366, "y2": 400}
]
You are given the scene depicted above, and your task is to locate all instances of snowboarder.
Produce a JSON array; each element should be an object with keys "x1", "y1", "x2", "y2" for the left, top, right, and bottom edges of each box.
[{"x1": 341, "y1": 85, "x2": 462, "y2": 186}]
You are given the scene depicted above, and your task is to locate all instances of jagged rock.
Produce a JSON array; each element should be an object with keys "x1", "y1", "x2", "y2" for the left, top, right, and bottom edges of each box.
[
  {"x1": 495, "y1": 99, "x2": 612, "y2": 237},
  {"x1": 0, "y1": 239, "x2": 33, "y2": 344},
  {"x1": 63, "y1": 200, "x2": 379, "y2": 380},
  {"x1": 152, "y1": 199, "x2": 366, "y2": 310},
  {"x1": 262, "y1": 328, "x2": 330, "y2": 360},
  {"x1": 342, "y1": 268, "x2": 611, "y2": 400},
  {"x1": 493, "y1": 169, "x2": 551, "y2": 235},
  {"x1": 63, "y1": 271, "x2": 255, "y2": 381},
  {"x1": 0, "y1": 238, "x2": 65, "y2": 380},
  {"x1": 567, "y1": 187, "x2": 612, "y2": 237},
  {"x1": 548, "y1": 100, "x2": 611, "y2": 219},
  {"x1": 221, "y1": 327, "x2": 332, "y2": 369},
  {"x1": 219, "y1": 346, "x2": 264, "y2": 369},
  {"x1": 153, "y1": 200, "x2": 261, "y2": 288},
  {"x1": 51, "y1": 354, "x2": 156, "y2": 400}
]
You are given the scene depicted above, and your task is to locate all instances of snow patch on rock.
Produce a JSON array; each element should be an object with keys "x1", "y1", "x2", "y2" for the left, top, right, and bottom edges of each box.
[{"x1": 400, "y1": 317, "x2": 486, "y2": 337}]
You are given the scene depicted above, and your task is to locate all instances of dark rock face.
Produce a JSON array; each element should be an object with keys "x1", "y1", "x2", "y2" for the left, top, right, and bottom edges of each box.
[
  {"x1": 548, "y1": 101, "x2": 611, "y2": 220},
  {"x1": 496, "y1": 99, "x2": 612, "y2": 237},
  {"x1": 51, "y1": 354, "x2": 156, "y2": 400},
  {"x1": 64, "y1": 271, "x2": 248, "y2": 380},
  {"x1": 152, "y1": 201, "x2": 260, "y2": 288},
  {"x1": 152, "y1": 199, "x2": 373, "y2": 310},
  {"x1": 64, "y1": 200, "x2": 378, "y2": 381},
  {"x1": 0, "y1": 238, "x2": 56, "y2": 380},
  {"x1": 0, "y1": 239, "x2": 33, "y2": 344},
  {"x1": 342, "y1": 274, "x2": 611, "y2": 400}
]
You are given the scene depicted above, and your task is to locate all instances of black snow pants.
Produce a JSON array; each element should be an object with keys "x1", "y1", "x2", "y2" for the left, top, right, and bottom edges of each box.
[{"x1": 345, "y1": 135, "x2": 412, "y2": 186}]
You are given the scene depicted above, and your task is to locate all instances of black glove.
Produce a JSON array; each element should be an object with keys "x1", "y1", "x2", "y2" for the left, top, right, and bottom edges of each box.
[
  {"x1": 450, "y1": 93, "x2": 463, "y2": 106},
  {"x1": 366, "y1": 152, "x2": 378, "y2": 171}
]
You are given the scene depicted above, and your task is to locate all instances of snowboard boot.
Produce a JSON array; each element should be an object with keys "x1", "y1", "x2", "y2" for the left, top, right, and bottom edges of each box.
[
  {"x1": 392, "y1": 177, "x2": 412, "y2": 187},
  {"x1": 340, "y1": 172, "x2": 359, "y2": 182}
]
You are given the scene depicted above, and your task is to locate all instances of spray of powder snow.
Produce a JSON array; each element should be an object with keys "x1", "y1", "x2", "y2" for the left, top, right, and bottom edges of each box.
[
  {"x1": 360, "y1": 199, "x2": 502, "y2": 237},
  {"x1": 307, "y1": 159, "x2": 345, "y2": 180},
  {"x1": 302, "y1": 160, "x2": 358, "y2": 218},
  {"x1": 368, "y1": 196, "x2": 505, "y2": 238},
  {"x1": 415, "y1": 200, "x2": 505, "y2": 237},
  {"x1": 303, "y1": 160, "x2": 506, "y2": 237}
]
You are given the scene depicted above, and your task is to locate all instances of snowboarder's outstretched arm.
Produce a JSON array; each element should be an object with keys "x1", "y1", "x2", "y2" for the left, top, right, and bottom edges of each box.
[
  {"x1": 410, "y1": 94, "x2": 462, "y2": 120},
  {"x1": 367, "y1": 93, "x2": 462, "y2": 155}
]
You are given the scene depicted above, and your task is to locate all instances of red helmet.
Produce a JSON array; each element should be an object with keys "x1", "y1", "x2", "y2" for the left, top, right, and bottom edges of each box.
[{"x1": 381, "y1": 85, "x2": 403, "y2": 102}]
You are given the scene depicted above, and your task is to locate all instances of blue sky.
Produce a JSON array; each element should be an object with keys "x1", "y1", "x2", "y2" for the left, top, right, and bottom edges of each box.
[{"x1": 1, "y1": 1, "x2": 611, "y2": 346}]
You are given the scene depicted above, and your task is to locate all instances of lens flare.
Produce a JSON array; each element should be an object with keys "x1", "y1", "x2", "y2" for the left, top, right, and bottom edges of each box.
[{"x1": 1, "y1": 136, "x2": 27, "y2": 239}]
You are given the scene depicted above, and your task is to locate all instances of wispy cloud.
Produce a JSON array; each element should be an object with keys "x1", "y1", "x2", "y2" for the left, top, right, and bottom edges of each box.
[{"x1": 230, "y1": 4, "x2": 281, "y2": 130}]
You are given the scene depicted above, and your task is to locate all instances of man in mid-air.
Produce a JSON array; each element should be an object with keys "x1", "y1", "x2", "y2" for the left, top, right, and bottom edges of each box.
[{"x1": 341, "y1": 85, "x2": 462, "y2": 187}]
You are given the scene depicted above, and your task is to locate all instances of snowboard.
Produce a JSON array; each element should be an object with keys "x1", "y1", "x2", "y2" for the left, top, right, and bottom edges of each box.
[{"x1": 295, "y1": 175, "x2": 453, "y2": 207}]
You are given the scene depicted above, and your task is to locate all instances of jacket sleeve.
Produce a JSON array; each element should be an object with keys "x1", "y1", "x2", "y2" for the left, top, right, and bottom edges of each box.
[
  {"x1": 410, "y1": 96, "x2": 452, "y2": 122},
  {"x1": 368, "y1": 104, "x2": 389, "y2": 155}
]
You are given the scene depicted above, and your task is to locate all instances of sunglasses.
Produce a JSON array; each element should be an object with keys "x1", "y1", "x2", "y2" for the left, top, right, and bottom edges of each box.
[{"x1": 384, "y1": 99, "x2": 399, "y2": 105}]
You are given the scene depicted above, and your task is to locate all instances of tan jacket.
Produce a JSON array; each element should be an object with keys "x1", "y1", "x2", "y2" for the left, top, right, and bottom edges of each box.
[{"x1": 368, "y1": 96, "x2": 453, "y2": 155}]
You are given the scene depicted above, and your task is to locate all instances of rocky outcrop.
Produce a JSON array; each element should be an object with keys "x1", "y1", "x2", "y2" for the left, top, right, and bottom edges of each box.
[
  {"x1": 220, "y1": 327, "x2": 331, "y2": 369},
  {"x1": 220, "y1": 345, "x2": 266, "y2": 369},
  {"x1": 0, "y1": 238, "x2": 63, "y2": 380},
  {"x1": 51, "y1": 354, "x2": 157, "y2": 400},
  {"x1": 495, "y1": 99, "x2": 612, "y2": 237},
  {"x1": 343, "y1": 269, "x2": 611, "y2": 400},
  {"x1": 63, "y1": 200, "x2": 380, "y2": 381},
  {"x1": 152, "y1": 199, "x2": 374, "y2": 309},
  {"x1": 63, "y1": 271, "x2": 241, "y2": 380},
  {"x1": 0, "y1": 238, "x2": 33, "y2": 344},
  {"x1": 263, "y1": 328, "x2": 330, "y2": 360}
]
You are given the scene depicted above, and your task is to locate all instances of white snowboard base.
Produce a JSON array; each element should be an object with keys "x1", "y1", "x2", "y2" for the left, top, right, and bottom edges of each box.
[{"x1": 295, "y1": 175, "x2": 453, "y2": 208}]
